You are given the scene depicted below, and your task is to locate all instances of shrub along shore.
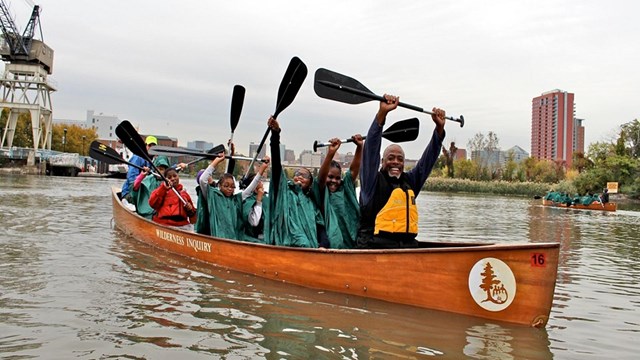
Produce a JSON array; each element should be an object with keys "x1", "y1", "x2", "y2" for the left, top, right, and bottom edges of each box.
[{"x1": 422, "y1": 177, "x2": 640, "y2": 204}]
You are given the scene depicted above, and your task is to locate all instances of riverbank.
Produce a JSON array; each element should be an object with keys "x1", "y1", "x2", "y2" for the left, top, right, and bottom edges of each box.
[
  {"x1": 423, "y1": 177, "x2": 640, "y2": 204},
  {"x1": 0, "y1": 166, "x2": 42, "y2": 175}
]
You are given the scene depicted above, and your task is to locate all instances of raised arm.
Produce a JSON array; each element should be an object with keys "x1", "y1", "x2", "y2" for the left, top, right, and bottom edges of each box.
[
  {"x1": 268, "y1": 117, "x2": 282, "y2": 203},
  {"x1": 241, "y1": 156, "x2": 270, "y2": 200},
  {"x1": 360, "y1": 94, "x2": 399, "y2": 206},
  {"x1": 406, "y1": 107, "x2": 446, "y2": 195},
  {"x1": 349, "y1": 134, "x2": 364, "y2": 182},
  {"x1": 318, "y1": 138, "x2": 341, "y2": 191},
  {"x1": 199, "y1": 152, "x2": 225, "y2": 200}
]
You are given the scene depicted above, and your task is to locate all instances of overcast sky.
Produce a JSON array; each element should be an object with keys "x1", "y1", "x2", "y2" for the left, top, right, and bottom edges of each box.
[{"x1": 6, "y1": 0, "x2": 639, "y2": 158}]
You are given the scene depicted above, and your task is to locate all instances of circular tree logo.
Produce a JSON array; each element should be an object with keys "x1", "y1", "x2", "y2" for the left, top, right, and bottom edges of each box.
[{"x1": 468, "y1": 258, "x2": 516, "y2": 312}]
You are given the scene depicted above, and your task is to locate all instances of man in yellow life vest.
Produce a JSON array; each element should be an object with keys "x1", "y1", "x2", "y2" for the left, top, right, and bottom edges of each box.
[{"x1": 356, "y1": 94, "x2": 446, "y2": 249}]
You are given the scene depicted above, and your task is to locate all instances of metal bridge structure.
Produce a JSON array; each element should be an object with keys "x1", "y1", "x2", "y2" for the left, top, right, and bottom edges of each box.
[{"x1": 0, "y1": 1, "x2": 55, "y2": 154}]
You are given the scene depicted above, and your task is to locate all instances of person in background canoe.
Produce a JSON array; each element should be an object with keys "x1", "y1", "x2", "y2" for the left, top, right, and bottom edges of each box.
[
  {"x1": 149, "y1": 166, "x2": 196, "y2": 231},
  {"x1": 240, "y1": 162, "x2": 271, "y2": 243},
  {"x1": 317, "y1": 135, "x2": 363, "y2": 249},
  {"x1": 201, "y1": 152, "x2": 268, "y2": 240},
  {"x1": 357, "y1": 94, "x2": 446, "y2": 249},
  {"x1": 121, "y1": 135, "x2": 157, "y2": 202},
  {"x1": 267, "y1": 116, "x2": 327, "y2": 248},
  {"x1": 129, "y1": 155, "x2": 171, "y2": 219},
  {"x1": 602, "y1": 188, "x2": 610, "y2": 203}
]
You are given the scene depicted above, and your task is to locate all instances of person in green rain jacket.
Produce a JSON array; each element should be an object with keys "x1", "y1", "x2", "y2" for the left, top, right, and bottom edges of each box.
[
  {"x1": 129, "y1": 156, "x2": 171, "y2": 219},
  {"x1": 200, "y1": 152, "x2": 268, "y2": 240},
  {"x1": 195, "y1": 143, "x2": 236, "y2": 236},
  {"x1": 240, "y1": 172, "x2": 270, "y2": 244},
  {"x1": 267, "y1": 116, "x2": 326, "y2": 248},
  {"x1": 317, "y1": 135, "x2": 363, "y2": 249},
  {"x1": 194, "y1": 169, "x2": 211, "y2": 235}
]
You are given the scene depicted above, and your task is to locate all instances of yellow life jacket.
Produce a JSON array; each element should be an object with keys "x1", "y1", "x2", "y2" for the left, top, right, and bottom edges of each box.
[{"x1": 374, "y1": 187, "x2": 418, "y2": 235}]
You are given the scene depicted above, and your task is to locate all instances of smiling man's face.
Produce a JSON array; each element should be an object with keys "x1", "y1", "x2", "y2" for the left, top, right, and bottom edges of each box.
[{"x1": 382, "y1": 144, "x2": 405, "y2": 179}]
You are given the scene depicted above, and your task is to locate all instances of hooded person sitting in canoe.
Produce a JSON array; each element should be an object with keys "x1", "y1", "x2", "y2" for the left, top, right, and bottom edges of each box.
[
  {"x1": 267, "y1": 116, "x2": 328, "y2": 248},
  {"x1": 195, "y1": 142, "x2": 236, "y2": 235},
  {"x1": 357, "y1": 94, "x2": 446, "y2": 249},
  {"x1": 316, "y1": 135, "x2": 363, "y2": 249},
  {"x1": 240, "y1": 164, "x2": 270, "y2": 243},
  {"x1": 149, "y1": 166, "x2": 196, "y2": 231},
  {"x1": 129, "y1": 155, "x2": 171, "y2": 219}
]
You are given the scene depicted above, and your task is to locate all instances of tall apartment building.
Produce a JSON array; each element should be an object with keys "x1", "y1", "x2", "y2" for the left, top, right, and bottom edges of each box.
[{"x1": 531, "y1": 89, "x2": 584, "y2": 167}]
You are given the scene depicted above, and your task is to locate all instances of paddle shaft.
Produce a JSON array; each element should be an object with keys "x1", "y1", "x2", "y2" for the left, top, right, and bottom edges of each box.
[
  {"x1": 314, "y1": 137, "x2": 364, "y2": 152},
  {"x1": 317, "y1": 80, "x2": 465, "y2": 126},
  {"x1": 313, "y1": 125, "x2": 416, "y2": 150}
]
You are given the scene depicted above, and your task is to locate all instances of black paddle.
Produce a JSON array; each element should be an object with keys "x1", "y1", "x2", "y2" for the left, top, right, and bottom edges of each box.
[
  {"x1": 243, "y1": 57, "x2": 308, "y2": 180},
  {"x1": 312, "y1": 117, "x2": 420, "y2": 152},
  {"x1": 229, "y1": 85, "x2": 245, "y2": 146},
  {"x1": 89, "y1": 140, "x2": 146, "y2": 171},
  {"x1": 149, "y1": 145, "x2": 264, "y2": 162},
  {"x1": 149, "y1": 144, "x2": 225, "y2": 158},
  {"x1": 227, "y1": 85, "x2": 245, "y2": 173},
  {"x1": 89, "y1": 140, "x2": 168, "y2": 180},
  {"x1": 314, "y1": 68, "x2": 465, "y2": 127},
  {"x1": 115, "y1": 120, "x2": 188, "y2": 205}
]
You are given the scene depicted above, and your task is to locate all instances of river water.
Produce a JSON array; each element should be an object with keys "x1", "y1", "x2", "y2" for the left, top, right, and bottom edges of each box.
[{"x1": 1, "y1": 174, "x2": 638, "y2": 359}]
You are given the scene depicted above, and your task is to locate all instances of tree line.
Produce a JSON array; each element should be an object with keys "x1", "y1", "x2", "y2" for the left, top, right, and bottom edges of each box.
[
  {"x1": 1, "y1": 110, "x2": 98, "y2": 155},
  {"x1": 435, "y1": 120, "x2": 640, "y2": 199}
]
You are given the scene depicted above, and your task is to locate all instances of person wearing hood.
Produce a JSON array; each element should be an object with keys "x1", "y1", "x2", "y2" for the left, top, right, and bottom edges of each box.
[
  {"x1": 202, "y1": 152, "x2": 268, "y2": 240},
  {"x1": 130, "y1": 155, "x2": 171, "y2": 219},
  {"x1": 357, "y1": 94, "x2": 446, "y2": 249},
  {"x1": 267, "y1": 116, "x2": 327, "y2": 248},
  {"x1": 316, "y1": 134, "x2": 363, "y2": 249}
]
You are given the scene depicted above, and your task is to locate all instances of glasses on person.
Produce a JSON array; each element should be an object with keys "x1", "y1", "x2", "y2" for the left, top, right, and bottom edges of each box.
[{"x1": 294, "y1": 169, "x2": 312, "y2": 179}]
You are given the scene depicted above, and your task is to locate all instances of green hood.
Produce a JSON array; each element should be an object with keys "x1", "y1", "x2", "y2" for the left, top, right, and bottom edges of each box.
[{"x1": 153, "y1": 155, "x2": 170, "y2": 168}]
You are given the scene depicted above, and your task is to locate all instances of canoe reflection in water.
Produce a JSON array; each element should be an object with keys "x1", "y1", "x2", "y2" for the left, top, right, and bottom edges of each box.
[{"x1": 111, "y1": 232, "x2": 554, "y2": 359}]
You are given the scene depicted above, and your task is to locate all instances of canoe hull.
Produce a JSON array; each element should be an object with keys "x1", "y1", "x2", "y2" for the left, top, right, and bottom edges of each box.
[
  {"x1": 542, "y1": 198, "x2": 617, "y2": 212},
  {"x1": 112, "y1": 188, "x2": 559, "y2": 327}
]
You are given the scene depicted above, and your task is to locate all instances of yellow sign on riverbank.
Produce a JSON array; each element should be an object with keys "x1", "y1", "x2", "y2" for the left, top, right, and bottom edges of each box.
[{"x1": 607, "y1": 182, "x2": 619, "y2": 193}]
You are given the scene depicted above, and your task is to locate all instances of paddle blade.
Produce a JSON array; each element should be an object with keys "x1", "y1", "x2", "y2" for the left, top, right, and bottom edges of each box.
[
  {"x1": 89, "y1": 141, "x2": 122, "y2": 164},
  {"x1": 314, "y1": 68, "x2": 376, "y2": 105},
  {"x1": 115, "y1": 120, "x2": 148, "y2": 159},
  {"x1": 274, "y1": 56, "x2": 308, "y2": 118},
  {"x1": 382, "y1": 118, "x2": 420, "y2": 143},
  {"x1": 230, "y1": 85, "x2": 245, "y2": 132},
  {"x1": 206, "y1": 144, "x2": 226, "y2": 155}
]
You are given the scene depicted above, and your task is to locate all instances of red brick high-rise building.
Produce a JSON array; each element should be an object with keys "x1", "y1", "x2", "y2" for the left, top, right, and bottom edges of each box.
[{"x1": 531, "y1": 89, "x2": 584, "y2": 167}]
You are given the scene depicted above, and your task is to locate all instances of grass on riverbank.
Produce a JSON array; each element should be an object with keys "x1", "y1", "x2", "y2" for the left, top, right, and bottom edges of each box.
[{"x1": 423, "y1": 177, "x2": 576, "y2": 198}]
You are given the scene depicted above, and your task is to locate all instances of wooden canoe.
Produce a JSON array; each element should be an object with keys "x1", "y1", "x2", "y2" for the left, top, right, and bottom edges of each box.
[
  {"x1": 542, "y1": 198, "x2": 617, "y2": 212},
  {"x1": 111, "y1": 187, "x2": 559, "y2": 327}
]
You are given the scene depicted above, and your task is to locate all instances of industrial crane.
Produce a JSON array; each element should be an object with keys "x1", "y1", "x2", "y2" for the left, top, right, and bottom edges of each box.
[
  {"x1": 0, "y1": 0, "x2": 54, "y2": 152},
  {"x1": 0, "y1": 0, "x2": 53, "y2": 73}
]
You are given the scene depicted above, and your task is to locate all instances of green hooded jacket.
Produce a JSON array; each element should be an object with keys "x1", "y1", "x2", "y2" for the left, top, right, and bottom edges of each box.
[
  {"x1": 322, "y1": 169, "x2": 359, "y2": 249},
  {"x1": 130, "y1": 156, "x2": 170, "y2": 219}
]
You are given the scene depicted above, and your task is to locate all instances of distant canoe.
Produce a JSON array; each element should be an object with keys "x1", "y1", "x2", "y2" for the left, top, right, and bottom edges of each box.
[
  {"x1": 111, "y1": 187, "x2": 560, "y2": 327},
  {"x1": 542, "y1": 198, "x2": 617, "y2": 212}
]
